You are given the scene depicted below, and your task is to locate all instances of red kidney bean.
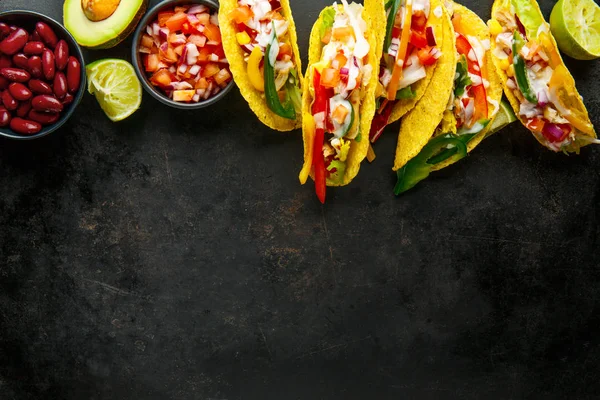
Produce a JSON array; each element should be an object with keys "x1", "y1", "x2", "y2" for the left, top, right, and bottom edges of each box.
[
  {"x1": 32, "y1": 94, "x2": 63, "y2": 113},
  {"x1": 12, "y1": 53, "x2": 29, "y2": 69},
  {"x1": 0, "y1": 55, "x2": 12, "y2": 69},
  {"x1": 0, "y1": 76, "x2": 8, "y2": 90},
  {"x1": 0, "y1": 106, "x2": 10, "y2": 127},
  {"x1": 16, "y1": 99, "x2": 31, "y2": 118},
  {"x1": 53, "y1": 72, "x2": 67, "y2": 99},
  {"x1": 0, "y1": 23, "x2": 10, "y2": 40},
  {"x1": 8, "y1": 82, "x2": 32, "y2": 101},
  {"x1": 66, "y1": 56, "x2": 80, "y2": 93},
  {"x1": 35, "y1": 22, "x2": 57, "y2": 49},
  {"x1": 29, "y1": 79, "x2": 53, "y2": 95},
  {"x1": 23, "y1": 41, "x2": 45, "y2": 56},
  {"x1": 62, "y1": 92, "x2": 74, "y2": 105},
  {"x1": 28, "y1": 109, "x2": 60, "y2": 125},
  {"x1": 42, "y1": 49, "x2": 55, "y2": 80},
  {"x1": 30, "y1": 30, "x2": 41, "y2": 42},
  {"x1": 0, "y1": 28, "x2": 28, "y2": 55},
  {"x1": 27, "y1": 56, "x2": 42, "y2": 78},
  {"x1": 54, "y1": 40, "x2": 69, "y2": 71},
  {"x1": 2, "y1": 90, "x2": 18, "y2": 110},
  {"x1": 10, "y1": 117, "x2": 41, "y2": 134},
  {"x1": 0, "y1": 67, "x2": 30, "y2": 83}
]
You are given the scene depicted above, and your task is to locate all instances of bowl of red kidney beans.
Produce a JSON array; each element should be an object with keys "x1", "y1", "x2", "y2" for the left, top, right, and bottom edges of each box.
[{"x1": 0, "y1": 10, "x2": 86, "y2": 140}]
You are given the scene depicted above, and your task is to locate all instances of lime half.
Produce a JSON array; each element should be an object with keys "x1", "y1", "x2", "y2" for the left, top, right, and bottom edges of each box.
[
  {"x1": 550, "y1": 0, "x2": 600, "y2": 60},
  {"x1": 86, "y1": 59, "x2": 142, "y2": 122},
  {"x1": 485, "y1": 99, "x2": 517, "y2": 138}
]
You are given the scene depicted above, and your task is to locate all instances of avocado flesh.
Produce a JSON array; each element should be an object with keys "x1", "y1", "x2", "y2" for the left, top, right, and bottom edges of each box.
[{"x1": 63, "y1": 0, "x2": 147, "y2": 49}]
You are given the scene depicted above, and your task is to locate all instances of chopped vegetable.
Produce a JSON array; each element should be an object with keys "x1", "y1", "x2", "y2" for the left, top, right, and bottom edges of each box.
[
  {"x1": 264, "y1": 27, "x2": 295, "y2": 120},
  {"x1": 512, "y1": 31, "x2": 538, "y2": 104}
]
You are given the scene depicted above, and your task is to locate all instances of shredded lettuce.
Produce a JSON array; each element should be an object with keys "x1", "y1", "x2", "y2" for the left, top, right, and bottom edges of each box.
[
  {"x1": 286, "y1": 68, "x2": 302, "y2": 113},
  {"x1": 454, "y1": 55, "x2": 472, "y2": 97},
  {"x1": 396, "y1": 86, "x2": 416, "y2": 100},
  {"x1": 327, "y1": 160, "x2": 347, "y2": 184},
  {"x1": 320, "y1": 7, "x2": 336, "y2": 39}
]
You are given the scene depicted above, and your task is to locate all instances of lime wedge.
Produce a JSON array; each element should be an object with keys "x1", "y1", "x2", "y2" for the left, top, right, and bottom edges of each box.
[
  {"x1": 86, "y1": 58, "x2": 142, "y2": 122},
  {"x1": 485, "y1": 99, "x2": 517, "y2": 138},
  {"x1": 550, "y1": 0, "x2": 600, "y2": 60}
]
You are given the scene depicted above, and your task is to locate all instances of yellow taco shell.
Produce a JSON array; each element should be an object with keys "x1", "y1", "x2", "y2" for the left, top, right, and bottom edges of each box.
[{"x1": 219, "y1": 0, "x2": 303, "y2": 131}]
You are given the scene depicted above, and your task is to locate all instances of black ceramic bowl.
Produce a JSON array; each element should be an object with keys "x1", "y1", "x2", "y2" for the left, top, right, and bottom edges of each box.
[
  {"x1": 0, "y1": 10, "x2": 86, "y2": 140},
  {"x1": 131, "y1": 0, "x2": 234, "y2": 110}
]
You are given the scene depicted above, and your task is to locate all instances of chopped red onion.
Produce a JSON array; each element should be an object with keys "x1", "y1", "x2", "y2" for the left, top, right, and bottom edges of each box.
[
  {"x1": 192, "y1": 93, "x2": 200, "y2": 102},
  {"x1": 543, "y1": 123, "x2": 567, "y2": 142},
  {"x1": 340, "y1": 67, "x2": 349, "y2": 75},
  {"x1": 187, "y1": 14, "x2": 200, "y2": 25},
  {"x1": 178, "y1": 64, "x2": 188, "y2": 74},
  {"x1": 537, "y1": 90, "x2": 549, "y2": 107},
  {"x1": 189, "y1": 65, "x2": 201, "y2": 76},
  {"x1": 188, "y1": 5, "x2": 208, "y2": 14},
  {"x1": 159, "y1": 27, "x2": 169, "y2": 41}
]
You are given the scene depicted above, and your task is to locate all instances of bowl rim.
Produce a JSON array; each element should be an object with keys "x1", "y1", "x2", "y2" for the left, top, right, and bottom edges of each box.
[
  {"x1": 131, "y1": 0, "x2": 234, "y2": 110},
  {"x1": 0, "y1": 9, "x2": 87, "y2": 141}
]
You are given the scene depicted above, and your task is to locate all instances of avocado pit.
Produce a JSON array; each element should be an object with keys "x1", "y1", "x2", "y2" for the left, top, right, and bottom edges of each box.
[{"x1": 81, "y1": 0, "x2": 121, "y2": 22}]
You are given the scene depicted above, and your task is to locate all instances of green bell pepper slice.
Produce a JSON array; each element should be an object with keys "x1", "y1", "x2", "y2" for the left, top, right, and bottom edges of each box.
[
  {"x1": 394, "y1": 134, "x2": 468, "y2": 195},
  {"x1": 512, "y1": 31, "x2": 538, "y2": 104},
  {"x1": 384, "y1": 0, "x2": 401, "y2": 55},
  {"x1": 264, "y1": 25, "x2": 296, "y2": 120}
]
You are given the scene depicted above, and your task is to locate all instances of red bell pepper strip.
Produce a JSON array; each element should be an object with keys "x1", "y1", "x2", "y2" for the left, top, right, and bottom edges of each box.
[
  {"x1": 312, "y1": 70, "x2": 328, "y2": 204},
  {"x1": 370, "y1": 100, "x2": 395, "y2": 143}
]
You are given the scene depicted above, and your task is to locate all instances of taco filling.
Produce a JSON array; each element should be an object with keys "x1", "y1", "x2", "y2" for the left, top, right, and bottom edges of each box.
[
  {"x1": 490, "y1": 0, "x2": 596, "y2": 152},
  {"x1": 308, "y1": 1, "x2": 373, "y2": 202},
  {"x1": 229, "y1": 0, "x2": 302, "y2": 120},
  {"x1": 370, "y1": 0, "x2": 443, "y2": 142}
]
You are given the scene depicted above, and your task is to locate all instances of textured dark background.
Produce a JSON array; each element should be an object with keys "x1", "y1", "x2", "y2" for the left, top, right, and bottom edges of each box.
[{"x1": 1, "y1": 0, "x2": 599, "y2": 399}]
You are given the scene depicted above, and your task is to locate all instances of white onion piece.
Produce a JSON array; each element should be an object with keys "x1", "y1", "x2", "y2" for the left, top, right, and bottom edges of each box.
[
  {"x1": 188, "y1": 65, "x2": 201, "y2": 76},
  {"x1": 188, "y1": 5, "x2": 208, "y2": 14}
]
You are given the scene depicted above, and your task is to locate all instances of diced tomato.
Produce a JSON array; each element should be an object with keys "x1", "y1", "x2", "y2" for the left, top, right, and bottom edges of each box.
[
  {"x1": 174, "y1": 6, "x2": 189, "y2": 14},
  {"x1": 188, "y1": 34, "x2": 207, "y2": 47},
  {"x1": 197, "y1": 13, "x2": 211, "y2": 25},
  {"x1": 417, "y1": 47, "x2": 436, "y2": 66},
  {"x1": 158, "y1": 11, "x2": 175, "y2": 26},
  {"x1": 165, "y1": 12, "x2": 187, "y2": 31},
  {"x1": 150, "y1": 69, "x2": 174, "y2": 87},
  {"x1": 141, "y1": 34, "x2": 154, "y2": 49},
  {"x1": 331, "y1": 105, "x2": 349, "y2": 124},
  {"x1": 214, "y1": 68, "x2": 232, "y2": 86},
  {"x1": 332, "y1": 26, "x2": 354, "y2": 41},
  {"x1": 332, "y1": 53, "x2": 348, "y2": 69},
  {"x1": 277, "y1": 43, "x2": 293, "y2": 60},
  {"x1": 320, "y1": 68, "x2": 340, "y2": 88},
  {"x1": 204, "y1": 44, "x2": 225, "y2": 58},
  {"x1": 229, "y1": 6, "x2": 253, "y2": 24},
  {"x1": 202, "y1": 63, "x2": 220, "y2": 78},
  {"x1": 269, "y1": 0, "x2": 282, "y2": 11},
  {"x1": 159, "y1": 45, "x2": 178, "y2": 63},
  {"x1": 144, "y1": 54, "x2": 159, "y2": 72},
  {"x1": 391, "y1": 26, "x2": 401, "y2": 41},
  {"x1": 204, "y1": 23, "x2": 222, "y2": 43},
  {"x1": 409, "y1": 31, "x2": 428, "y2": 49},
  {"x1": 411, "y1": 10, "x2": 427, "y2": 33},
  {"x1": 195, "y1": 77, "x2": 209, "y2": 89},
  {"x1": 526, "y1": 118, "x2": 545, "y2": 132},
  {"x1": 471, "y1": 84, "x2": 488, "y2": 123},
  {"x1": 174, "y1": 44, "x2": 184, "y2": 56},
  {"x1": 322, "y1": 28, "x2": 332, "y2": 44},
  {"x1": 197, "y1": 46, "x2": 212, "y2": 63}
]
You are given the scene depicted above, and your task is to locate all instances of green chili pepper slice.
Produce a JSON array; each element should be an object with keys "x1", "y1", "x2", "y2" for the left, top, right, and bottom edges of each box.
[
  {"x1": 384, "y1": 0, "x2": 401, "y2": 56},
  {"x1": 264, "y1": 25, "x2": 296, "y2": 120},
  {"x1": 394, "y1": 135, "x2": 468, "y2": 195},
  {"x1": 512, "y1": 31, "x2": 538, "y2": 104}
]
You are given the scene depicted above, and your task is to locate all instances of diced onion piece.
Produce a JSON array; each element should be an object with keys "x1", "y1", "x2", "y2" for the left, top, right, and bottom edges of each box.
[
  {"x1": 188, "y1": 5, "x2": 208, "y2": 14},
  {"x1": 188, "y1": 65, "x2": 201, "y2": 76}
]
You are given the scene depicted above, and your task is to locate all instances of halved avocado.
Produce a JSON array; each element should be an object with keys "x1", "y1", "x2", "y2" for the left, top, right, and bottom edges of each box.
[{"x1": 63, "y1": 0, "x2": 147, "y2": 49}]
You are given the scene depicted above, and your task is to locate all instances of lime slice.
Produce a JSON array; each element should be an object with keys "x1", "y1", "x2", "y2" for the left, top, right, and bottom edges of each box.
[
  {"x1": 485, "y1": 99, "x2": 517, "y2": 138},
  {"x1": 86, "y1": 58, "x2": 142, "y2": 122},
  {"x1": 550, "y1": 0, "x2": 600, "y2": 60}
]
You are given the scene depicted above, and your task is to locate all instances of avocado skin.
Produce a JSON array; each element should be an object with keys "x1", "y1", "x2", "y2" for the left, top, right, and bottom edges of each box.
[{"x1": 85, "y1": 0, "x2": 148, "y2": 49}]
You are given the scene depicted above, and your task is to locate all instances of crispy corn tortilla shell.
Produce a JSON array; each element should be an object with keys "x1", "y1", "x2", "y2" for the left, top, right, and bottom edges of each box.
[
  {"x1": 387, "y1": 0, "x2": 447, "y2": 125},
  {"x1": 490, "y1": 0, "x2": 596, "y2": 149},
  {"x1": 299, "y1": 0, "x2": 385, "y2": 187},
  {"x1": 431, "y1": 2, "x2": 504, "y2": 171},
  {"x1": 219, "y1": 0, "x2": 303, "y2": 131},
  {"x1": 393, "y1": 4, "x2": 456, "y2": 171}
]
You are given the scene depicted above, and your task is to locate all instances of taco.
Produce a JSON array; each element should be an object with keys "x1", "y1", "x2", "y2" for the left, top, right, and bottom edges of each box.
[
  {"x1": 390, "y1": 1, "x2": 456, "y2": 173},
  {"x1": 298, "y1": 0, "x2": 385, "y2": 203},
  {"x1": 219, "y1": 0, "x2": 303, "y2": 131},
  {"x1": 489, "y1": 0, "x2": 597, "y2": 152},
  {"x1": 370, "y1": 0, "x2": 448, "y2": 142},
  {"x1": 394, "y1": 2, "x2": 504, "y2": 194}
]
